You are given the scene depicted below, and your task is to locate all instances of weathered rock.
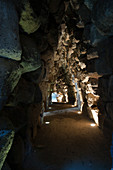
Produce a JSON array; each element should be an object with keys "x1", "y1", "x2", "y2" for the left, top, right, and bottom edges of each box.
[
  {"x1": 7, "y1": 76, "x2": 42, "y2": 106},
  {"x1": 87, "y1": 93, "x2": 99, "y2": 107},
  {"x1": 27, "y1": 102, "x2": 42, "y2": 140},
  {"x1": 0, "y1": 58, "x2": 21, "y2": 110},
  {"x1": 0, "y1": 117, "x2": 14, "y2": 170},
  {"x1": 83, "y1": 24, "x2": 107, "y2": 46},
  {"x1": 90, "y1": 24, "x2": 107, "y2": 46},
  {"x1": 108, "y1": 75, "x2": 113, "y2": 101},
  {"x1": 106, "y1": 103, "x2": 113, "y2": 120},
  {"x1": 47, "y1": 26, "x2": 58, "y2": 49},
  {"x1": 9, "y1": 78, "x2": 36, "y2": 106},
  {"x1": 0, "y1": 106, "x2": 27, "y2": 129},
  {"x1": 77, "y1": 4, "x2": 91, "y2": 24},
  {"x1": 7, "y1": 135, "x2": 24, "y2": 166},
  {"x1": 84, "y1": 0, "x2": 97, "y2": 10},
  {"x1": 98, "y1": 76, "x2": 109, "y2": 101},
  {"x1": 0, "y1": 0, "x2": 22, "y2": 61},
  {"x1": 19, "y1": 0, "x2": 40, "y2": 34},
  {"x1": 2, "y1": 162, "x2": 11, "y2": 170},
  {"x1": 87, "y1": 53, "x2": 113, "y2": 76},
  {"x1": 92, "y1": 0, "x2": 113, "y2": 36},
  {"x1": 94, "y1": 37, "x2": 113, "y2": 75},
  {"x1": 87, "y1": 48, "x2": 98, "y2": 60},
  {"x1": 0, "y1": 34, "x2": 41, "y2": 110},
  {"x1": 22, "y1": 62, "x2": 45, "y2": 84},
  {"x1": 95, "y1": 58, "x2": 112, "y2": 76},
  {"x1": 20, "y1": 35, "x2": 41, "y2": 74}
]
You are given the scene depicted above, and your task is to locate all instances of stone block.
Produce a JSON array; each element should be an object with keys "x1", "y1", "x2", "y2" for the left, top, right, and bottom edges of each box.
[
  {"x1": 19, "y1": 0, "x2": 40, "y2": 34},
  {"x1": 0, "y1": 0, "x2": 22, "y2": 60}
]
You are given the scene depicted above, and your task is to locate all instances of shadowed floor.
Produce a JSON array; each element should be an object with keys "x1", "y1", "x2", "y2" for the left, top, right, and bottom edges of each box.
[{"x1": 23, "y1": 104, "x2": 112, "y2": 170}]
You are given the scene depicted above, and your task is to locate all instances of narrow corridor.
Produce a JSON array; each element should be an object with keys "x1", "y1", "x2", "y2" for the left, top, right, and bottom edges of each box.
[{"x1": 24, "y1": 104, "x2": 112, "y2": 170}]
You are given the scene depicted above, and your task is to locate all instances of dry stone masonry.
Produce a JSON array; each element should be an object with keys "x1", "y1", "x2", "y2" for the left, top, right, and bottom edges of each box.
[{"x1": 0, "y1": 0, "x2": 113, "y2": 169}]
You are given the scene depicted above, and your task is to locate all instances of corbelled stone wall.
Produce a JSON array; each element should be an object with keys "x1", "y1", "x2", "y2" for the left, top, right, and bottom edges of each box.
[{"x1": 0, "y1": 0, "x2": 113, "y2": 169}]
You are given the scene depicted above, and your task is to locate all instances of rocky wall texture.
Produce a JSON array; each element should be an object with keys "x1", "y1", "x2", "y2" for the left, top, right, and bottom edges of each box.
[{"x1": 0, "y1": 0, "x2": 113, "y2": 169}]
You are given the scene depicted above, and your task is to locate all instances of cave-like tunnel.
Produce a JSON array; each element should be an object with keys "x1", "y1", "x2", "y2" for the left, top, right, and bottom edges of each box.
[{"x1": 0, "y1": 0, "x2": 113, "y2": 169}]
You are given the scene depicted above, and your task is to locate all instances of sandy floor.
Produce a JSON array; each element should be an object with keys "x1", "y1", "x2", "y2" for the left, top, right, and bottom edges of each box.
[{"x1": 23, "y1": 104, "x2": 112, "y2": 170}]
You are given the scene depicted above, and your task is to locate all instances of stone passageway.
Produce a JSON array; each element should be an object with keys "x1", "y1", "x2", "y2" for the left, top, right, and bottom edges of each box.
[
  {"x1": 1, "y1": 0, "x2": 113, "y2": 169},
  {"x1": 23, "y1": 104, "x2": 112, "y2": 170}
]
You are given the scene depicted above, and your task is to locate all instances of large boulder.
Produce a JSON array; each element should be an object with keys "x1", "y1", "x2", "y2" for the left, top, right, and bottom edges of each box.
[
  {"x1": 0, "y1": 34, "x2": 41, "y2": 110},
  {"x1": 0, "y1": 0, "x2": 22, "y2": 61}
]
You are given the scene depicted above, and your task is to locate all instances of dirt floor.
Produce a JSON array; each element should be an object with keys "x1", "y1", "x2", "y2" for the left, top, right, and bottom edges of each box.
[{"x1": 23, "y1": 104, "x2": 112, "y2": 170}]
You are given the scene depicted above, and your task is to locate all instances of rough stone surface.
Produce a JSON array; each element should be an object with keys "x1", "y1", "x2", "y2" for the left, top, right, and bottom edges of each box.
[
  {"x1": 23, "y1": 62, "x2": 45, "y2": 84},
  {"x1": 19, "y1": 0, "x2": 40, "y2": 34},
  {"x1": 98, "y1": 76, "x2": 109, "y2": 102},
  {"x1": 106, "y1": 103, "x2": 113, "y2": 120},
  {"x1": 108, "y1": 75, "x2": 113, "y2": 101},
  {"x1": 7, "y1": 135, "x2": 24, "y2": 166},
  {"x1": 0, "y1": 0, "x2": 113, "y2": 160},
  {"x1": 9, "y1": 78, "x2": 36, "y2": 106},
  {"x1": 20, "y1": 35, "x2": 41, "y2": 74},
  {"x1": 0, "y1": 0, "x2": 22, "y2": 60},
  {"x1": 84, "y1": 0, "x2": 97, "y2": 10},
  {"x1": 2, "y1": 162, "x2": 11, "y2": 170},
  {"x1": 92, "y1": 0, "x2": 113, "y2": 36},
  {"x1": 90, "y1": 24, "x2": 107, "y2": 46},
  {"x1": 0, "y1": 58, "x2": 21, "y2": 110},
  {"x1": 0, "y1": 117, "x2": 14, "y2": 170},
  {"x1": 77, "y1": 4, "x2": 91, "y2": 24},
  {"x1": 87, "y1": 48, "x2": 99, "y2": 60}
]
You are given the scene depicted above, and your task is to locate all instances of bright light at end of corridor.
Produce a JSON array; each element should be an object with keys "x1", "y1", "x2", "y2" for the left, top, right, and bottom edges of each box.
[
  {"x1": 90, "y1": 123, "x2": 96, "y2": 127},
  {"x1": 45, "y1": 122, "x2": 50, "y2": 125}
]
